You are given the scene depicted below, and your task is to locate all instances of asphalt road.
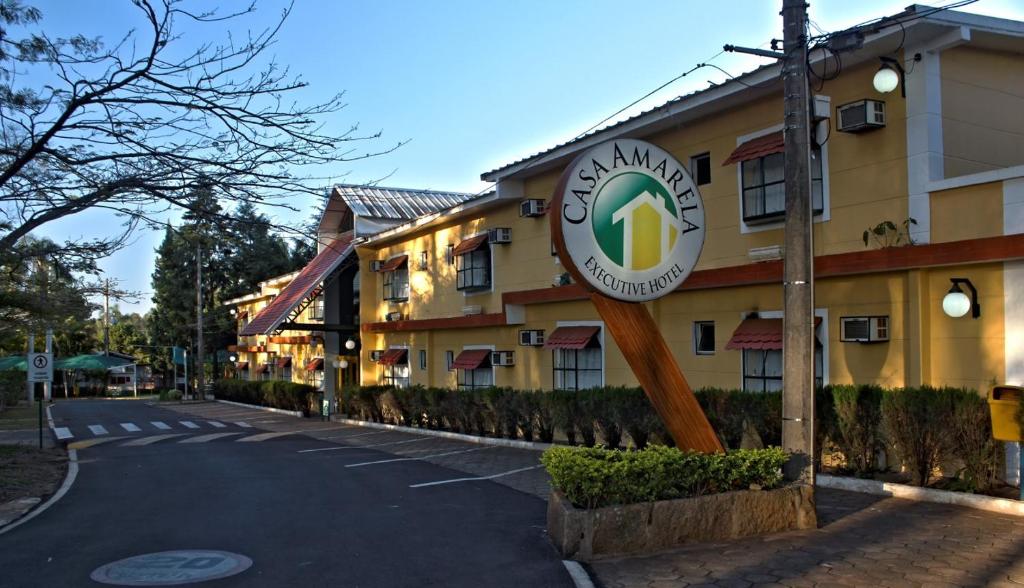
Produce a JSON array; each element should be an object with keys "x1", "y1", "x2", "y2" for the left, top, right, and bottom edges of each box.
[{"x1": 0, "y1": 400, "x2": 572, "y2": 587}]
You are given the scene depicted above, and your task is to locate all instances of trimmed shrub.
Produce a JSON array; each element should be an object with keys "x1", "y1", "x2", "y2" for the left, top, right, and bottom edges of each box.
[
  {"x1": 213, "y1": 379, "x2": 317, "y2": 415},
  {"x1": 591, "y1": 387, "x2": 624, "y2": 449},
  {"x1": 157, "y1": 389, "x2": 182, "y2": 402},
  {"x1": 831, "y1": 384, "x2": 884, "y2": 475},
  {"x1": 616, "y1": 388, "x2": 661, "y2": 450},
  {"x1": 541, "y1": 445, "x2": 787, "y2": 509},
  {"x1": 947, "y1": 387, "x2": 1000, "y2": 492},
  {"x1": 0, "y1": 371, "x2": 24, "y2": 412},
  {"x1": 533, "y1": 391, "x2": 556, "y2": 443},
  {"x1": 881, "y1": 386, "x2": 953, "y2": 486}
]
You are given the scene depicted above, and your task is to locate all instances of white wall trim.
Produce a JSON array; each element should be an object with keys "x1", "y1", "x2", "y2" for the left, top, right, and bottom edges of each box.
[
  {"x1": 735, "y1": 116, "x2": 831, "y2": 235},
  {"x1": 905, "y1": 44, "x2": 946, "y2": 244},
  {"x1": 555, "y1": 320, "x2": 606, "y2": 388},
  {"x1": 928, "y1": 164, "x2": 1024, "y2": 193},
  {"x1": 1005, "y1": 179, "x2": 1024, "y2": 236}
]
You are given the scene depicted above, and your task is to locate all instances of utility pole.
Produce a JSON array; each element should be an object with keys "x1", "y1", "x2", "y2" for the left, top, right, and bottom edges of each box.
[
  {"x1": 196, "y1": 243, "x2": 204, "y2": 400},
  {"x1": 103, "y1": 278, "x2": 111, "y2": 356},
  {"x1": 780, "y1": 0, "x2": 815, "y2": 484}
]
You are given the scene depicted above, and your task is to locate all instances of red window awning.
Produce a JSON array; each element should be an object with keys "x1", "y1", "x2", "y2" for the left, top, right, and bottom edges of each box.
[
  {"x1": 306, "y1": 358, "x2": 324, "y2": 371},
  {"x1": 453, "y1": 234, "x2": 488, "y2": 255},
  {"x1": 240, "y1": 233, "x2": 355, "y2": 336},
  {"x1": 725, "y1": 317, "x2": 822, "y2": 351},
  {"x1": 255, "y1": 363, "x2": 270, "y2": 374},
  {"x1": 722, "y1": 131, "x2": 784, "y2": 166},
  {"x1": 380, "y1": 255, "x2": 408, "y2": 272},
  {"x1": 451, "y1": 349, "x2": 491, "y2": 370},
  {"x1": 544, "y1": 326, "x2": 601, "y2": 349},
  {"x1": 238, "y1": 310, "x2": 248, "y2": 321},
  {"x1": 379, "y1": 348, "x2": 408, "y2": 366},
  {"x1": 236, "y1": 362, "x2": 249, "y2": 371},
  {"x1": 277, "y1": 357, "x2": 292, "y2": 369}
]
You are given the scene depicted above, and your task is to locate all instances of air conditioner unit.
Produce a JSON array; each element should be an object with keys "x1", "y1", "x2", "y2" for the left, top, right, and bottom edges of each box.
[
  {"x1": 836, "y1": 99, "x2": 885, "y2": 133},
  {"x1": 462, "y1": 305, "x2": 482, "y2": 316},
  {"x1": 520, "y1": 199, "x2": 547, "y2": 217},
  {"x1": 386, "y1": 311, "x2": 404, "y2": 322},
  {"x1": 491, "y1": 351, "x2": 515, "y2": 366},
  {"x1": 370, "y1": 260, "x2": 384, "y2": 272},
  {"x1": 488, "y1": 227, "x2": 512, "y2": 244},
  {"x1": 840, "y1": 316, "x2": 889, "y2": 343},
  {"x1": 519, "y1": 329, "x2": 544, "y2": 347},
  {"x1": 369, "y1": 350, "x2": 383, "y2": 362}
]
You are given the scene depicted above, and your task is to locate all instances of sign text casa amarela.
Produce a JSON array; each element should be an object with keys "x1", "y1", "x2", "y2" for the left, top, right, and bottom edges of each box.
[{"x1": 552, "y1": 138, "x2": 722, "y2": 453}]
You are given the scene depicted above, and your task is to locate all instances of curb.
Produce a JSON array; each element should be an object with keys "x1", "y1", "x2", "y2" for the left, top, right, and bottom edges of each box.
[
  {"x1": 333, "y1": 417, "x2": 552, "y2": 452},
  {"x1": 215, "y1": 399, "x2": 303, "y2": 418},
  {"x1": 0, "y1": 449, "x2": 78, "y2": 536},
  {"x1": 562, "y1": 561, "x2": 596, "y2": 588},
  {"x1": 817, "y1": 474, "x2": 1024, "y2": 517}
]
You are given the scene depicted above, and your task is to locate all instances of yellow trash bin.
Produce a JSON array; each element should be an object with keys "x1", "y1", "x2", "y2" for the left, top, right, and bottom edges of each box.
[{"x1": 989, "y1": 385, "x2": 1024, "y2": 442}]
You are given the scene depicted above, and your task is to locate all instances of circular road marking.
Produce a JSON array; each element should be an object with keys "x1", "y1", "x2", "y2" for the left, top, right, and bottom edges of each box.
[{"x1": 90, "y1": 550, "x2": 252, "y2": 586}]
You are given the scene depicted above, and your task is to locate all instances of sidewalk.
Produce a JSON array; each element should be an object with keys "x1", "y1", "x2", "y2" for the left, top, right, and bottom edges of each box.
[{"x1": 591, "y1": 487, "x2": 1024, "y2": 588}]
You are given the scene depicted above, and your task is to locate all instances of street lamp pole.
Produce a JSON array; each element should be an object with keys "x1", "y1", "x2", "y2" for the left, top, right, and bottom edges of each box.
[
  {"x1": 781, "y1": 0, "x2": 816, "y2": 484},
  {"x1": 196, "y1": 242, "x2": 204, "y2": 400}
]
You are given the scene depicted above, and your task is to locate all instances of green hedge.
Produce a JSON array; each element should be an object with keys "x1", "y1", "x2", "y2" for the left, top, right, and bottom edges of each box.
[
  {"x1": 214, "y1": 379, "x2": 318, "y2": 415},
  {"x1": 541, "y1": 445, "x2": 787, "y2": 509}
]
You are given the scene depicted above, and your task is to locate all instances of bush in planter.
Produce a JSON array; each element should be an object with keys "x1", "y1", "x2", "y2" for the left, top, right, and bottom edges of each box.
[
  {"x1": 947, "y1": 387, "x2": 1000, "y2": 492},
  {"x1": 831, "y1": 384, "x2": 884, "y2": 475},
  {"x1": 541, "y1": 445, "x2": 787, "y2": 509},
  {"x1": 881, "y1": 386, "x2": 953, "y2": 486}
]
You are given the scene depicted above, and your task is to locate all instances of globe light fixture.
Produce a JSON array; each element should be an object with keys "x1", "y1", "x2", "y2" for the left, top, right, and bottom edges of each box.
[
  {"x1": 872, "y1": 63, "x2": 900, "y2": 94},
  {"x1": 344, "y1": 337, "x2": 357, "y2": 351},
  {"x1": 339, "y1": 359, "x2": 349, "y2": 369},
  {"x1": 229, "y1": 354, "x2": 238, "y2": 362},
  {"x1": 229, "y1": 308, "x2": 237, "y2": 316},
  {"x1": 942, "y1": 278, "x2": 979, "y2": 319}
]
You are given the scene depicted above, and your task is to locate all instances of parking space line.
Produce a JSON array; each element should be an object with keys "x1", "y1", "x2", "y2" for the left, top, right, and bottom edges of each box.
[
  {"x1": 121, "y1": 434, "x2": 188, "y2": 446},
  {"x1": 345, "y1": 446, "x2": 495, "y2": 468},
  {"x1": 151, "y1": 421, "x2": 171, "y2": 430},
  {"x1": 297, "y1": 437, "x2": 431, "y2": 453},
  {"x1": 236, "y1": 431, "x2": 298, "y2": 442},
  {"x1": 120, "y1": 423, "x2": 141, "y2": 432},
  {"x1": 235, "y1": 422, "x2": 252, "y2": 428},
  {"x1": 88, "y1": 425, "x2": 108, "y2": 436},
  {"x1": 179, "y1": 421, "x2": 199, "y2": 429},
  {"x1": 409, "y1": 464, "x2": 544, "y2": 488},
  {"x1": 316, "y1": 430, "x2": 389, "y2": 441},
  {"x1": 54, "y1": 427, "x2": 73, "y2": 441},
  {"x1": 179, "y1": 433, "x2": 243, "y2": 444},
  {"x1": 207, "y1": 421, "x2": 227, "y2": 428}
]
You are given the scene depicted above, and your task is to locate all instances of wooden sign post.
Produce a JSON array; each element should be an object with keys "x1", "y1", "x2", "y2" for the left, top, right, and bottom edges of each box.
[{"x1": 551, "y1": 139, "x2": 723, "y2": 453}]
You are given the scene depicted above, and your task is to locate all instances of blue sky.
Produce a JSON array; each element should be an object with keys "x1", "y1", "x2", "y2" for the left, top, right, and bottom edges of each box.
[{"x1": 28, "y1": 0, "x2": 1024, "y2": 315}]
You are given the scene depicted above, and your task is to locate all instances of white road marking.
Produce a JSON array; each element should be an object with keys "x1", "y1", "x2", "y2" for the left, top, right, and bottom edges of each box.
[
  {"x1": 298, "y1": 437, "x2": 430, "y2": 454},
  {"x1": 88, "y1": 425, "x2": 108, "y2": 436},
  {"x1": 317, "y1": 430, "x2": 389, "y2": 441},
  {"x1": 54, "y1": 427, "x2": 73, "y2": 440},
  {"x1": 236, "y1": 431, "x2": 300, "y2": 442},
  {"x1": 345, "y1": 446, "x2": 494, "y2": 468},
  {"x1": 250, "y1": 419, "x2": 285, "y2": 424},
  {"x1": 179, "y1": 432, "x2": 243, "y2": 444},
  {"x1": 562, "y1": 560, "x2": 597, "y2": 588},
  {"x1": 179, "y1": 421, "x2": 199, "y2": 429},
  {"x1": 121, "y1": 434, "x2": 188, "y2": 446},
  {"x1": 235, "y1": 422, "x2": 252, "y2": 428},
  {"x1": 409, "y1": 464, "x2": 544, "y2": 488},
  {"x1": 120, "y1": 423, "x2": 141, "y2": 432},
  {"x1": 150, "y1": 421, "x2": 171, "y2": 430},
  {"x1": 207, "y1": 421, "x2": 227, "y2": 428}
]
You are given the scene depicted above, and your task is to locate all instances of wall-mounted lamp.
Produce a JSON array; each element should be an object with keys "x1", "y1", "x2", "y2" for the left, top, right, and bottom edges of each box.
[
  {"x1": 229, "y1": 308, "x2": 237, "y2": 317},
  {"x1": 336, "y1": 359, "x2": 349, "y2": 369},
  {"x1": 942, "y1": 278, "x2": 980, "y2": 319},
  {"x1": 229, "y1": 354, "x2": 238, "y2": 362},
  {"x1": 344, "y1": 337, "x2": 357, "y2": 351},
  {"x1": 872, "y1": 54, "x2": 921, "y2": 98}
]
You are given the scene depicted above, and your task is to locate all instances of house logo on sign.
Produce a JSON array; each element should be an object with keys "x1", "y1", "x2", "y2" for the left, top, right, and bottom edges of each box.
[{"x1": 553, "y1": 139, "x2": 706, "y2": 303}]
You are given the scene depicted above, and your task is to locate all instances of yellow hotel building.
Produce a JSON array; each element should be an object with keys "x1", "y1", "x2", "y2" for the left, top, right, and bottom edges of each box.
[{"x1": 351, "y1": 5, "x2": 1024, "y2": 396}]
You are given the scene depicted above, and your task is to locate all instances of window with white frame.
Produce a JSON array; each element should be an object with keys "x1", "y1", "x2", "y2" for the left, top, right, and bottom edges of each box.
[
  {"x1": 445, "y1": 350, "x2": 454, "y2": 371},
  {"x1": 456, "y1": 245, "x2": 491, "y2": 291},
  {"x1": 382, "y1": 362, "x2": 410, "y2": 388},
  {"x1": 741, "y1": 147, "x2": 823, "y2": 223},
  {"x1": 382, "y1": 260, "x2": 409, "y2": 302},
  {"x1": 308, "y1": 296, "x2": 324, "y2": 321},
  {"x1": 419, "y1": 349, "x2": 427, "y2": 370},
  {"x1": 553, "y1": 342, "x2": 602, "y2": 391},
  {"x1": 694, "y1": 321, "x2": 715, "y2": 355},
  {"x1": 458, "y1": 362, "x2": 493, "y2": 390},
  {"x1": 690, "y1": 152, "x2": 711, "y2": 186},
  {"x1": 742, "y1": 347, "x2": 823, "y2": 392}
]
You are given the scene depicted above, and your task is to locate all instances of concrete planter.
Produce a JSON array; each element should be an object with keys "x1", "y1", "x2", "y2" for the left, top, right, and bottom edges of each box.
[{"x1": 547, "y1": 485, "x2": 817, "y2": 561}]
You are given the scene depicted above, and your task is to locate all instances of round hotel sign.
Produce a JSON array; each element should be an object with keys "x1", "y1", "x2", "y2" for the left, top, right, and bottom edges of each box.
[{"x1": 551, "y1": 139, "x2": 705, "y2": 302}]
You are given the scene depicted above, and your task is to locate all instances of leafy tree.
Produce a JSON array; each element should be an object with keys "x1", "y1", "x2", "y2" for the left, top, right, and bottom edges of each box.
[{"x1": 0, "y1": 0, "x2": 400, "y2": 266}]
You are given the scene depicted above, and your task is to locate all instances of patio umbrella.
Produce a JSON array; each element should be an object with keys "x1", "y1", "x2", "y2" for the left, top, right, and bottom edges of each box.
[{"x1": 54, "y1": 354, "x2": 134, "y2": 370}]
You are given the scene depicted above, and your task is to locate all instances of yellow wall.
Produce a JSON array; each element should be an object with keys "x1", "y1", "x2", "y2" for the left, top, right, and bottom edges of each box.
[
  {"x1": 941, "y1": 46, "x2": 1024, "y2": 178},
  {"x1": 930, "y1": 181, "x2": 1004, "y2": 243}
]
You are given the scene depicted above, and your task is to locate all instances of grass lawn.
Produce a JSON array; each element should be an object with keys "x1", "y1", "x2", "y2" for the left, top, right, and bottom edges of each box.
[
  {"x1": 0, "y1": 401, "x2": 45, "y2": 431},
  {"x1": 0, "y1": 444, "x2": 67, "y2": 504}
]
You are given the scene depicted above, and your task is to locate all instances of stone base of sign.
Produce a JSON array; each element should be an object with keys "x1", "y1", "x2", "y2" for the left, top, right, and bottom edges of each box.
[{"x1": 547, "y1": 485, "x2": 817, "y2": 561}]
